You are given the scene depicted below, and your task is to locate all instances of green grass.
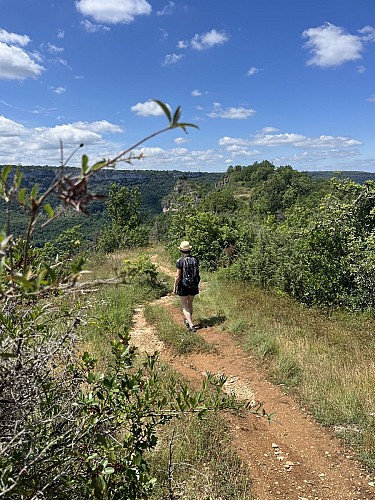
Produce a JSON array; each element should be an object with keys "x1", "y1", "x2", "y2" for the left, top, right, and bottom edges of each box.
[
  {"x1": 77, "y1": 249, "x2": 254, "y2": 496},
  {"x1": 148, "y1": 404, "x2": 253, "y2": 499},
  {"x1": 78, "y1": 249, "x2": 168, "y2": 365},
  {"x1": 197, "y1": 275, "x2": 375, "y2": 468},
  {"x1": 144, "y1": 304, "x2": 214, "y2": 355}
]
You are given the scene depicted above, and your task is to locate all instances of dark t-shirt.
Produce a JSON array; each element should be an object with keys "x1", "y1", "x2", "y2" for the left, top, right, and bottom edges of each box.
[{"x1": 176, "y1": 255, "x2": 200, "y2": 296}]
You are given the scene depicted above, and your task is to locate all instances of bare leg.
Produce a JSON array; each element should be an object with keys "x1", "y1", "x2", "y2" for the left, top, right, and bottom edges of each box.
[{"x1": 179, "y1": 295, "x2": 195, "y2": 328}]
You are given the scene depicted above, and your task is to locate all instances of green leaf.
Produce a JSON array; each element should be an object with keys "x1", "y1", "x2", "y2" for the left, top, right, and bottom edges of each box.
[
  {"x1": 173, "y1": 122, "x2": 199, "y2": 133},
  {"x1": 81, "y1": 154, "x2": 89, "y2": 175},
  {"x1": 44, "y1": 203, "x2": 54, "y2": 219},
  {"x1": 30, "y1": 183, "x2": 39, "y2": 199},
  {"x1": 1, "y1": 165, "x2": 12, "y2": 183},
  {"x1": 103, "y1": 467, "x2": 115, "y2": 475},
  {"x1": 14, "y1": 171, "x2": 23, "y2": 189},
  {"x1": 91, "y1": 160, "x2": 107, "y2": 172},
  {"x1": 18, "y1": 188, "x2": 27, "y2": 204},
  {"x1": 153, "y1": 100, "x2": 172, "y2": 123},
  {"x1": 172, "y1": 106, "x2": 182, "y2": 125}
]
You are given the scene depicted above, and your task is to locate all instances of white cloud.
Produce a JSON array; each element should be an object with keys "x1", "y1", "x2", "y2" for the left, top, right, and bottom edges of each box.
[
  {"x1": 0, "y1": 115, "x2": 126, "y2": 166},
  {"x1": 191, "y1": 89, "x2": 202, "y2": 96},
  {"x1": 162, "y1": 53, "x2": 183, "y2": 65},
  {"x1": 207, "y1": 103, "x2": 255, "y2": 119},
  {"x1": 367, "y1": 94, "x2": 375, "y2": 102},
  {"x1": 47, "y1": 43, "x2": 64, "y2": 54},
  {"x1": 358, "y1": 25, "x2": 375, "y2": 42},
  {"x1": 0, "y1": 29, "x2": 30, "y2": 47},
  {"x1": 57, "y1": 58, "x2": 70, "y2": 68},
  {"x1": 131, "y1": 100, "x2": 169, "y2": 116},
  {"x1": 80, "y1": 19, "x2": 110, "y2": 33},
  {"x1": 0, "y1": 41, "x2": 44, "y2": 80},
  {"x1": 357, "y1": 65, "x2": 366, "y2": 74},
  {"x1": 0, "y1": 116, "x2": 26, "y2": 136},
  {"x1": 76, "y1": 0, "x2": 152, "y2": 24},
  {"x1": 57, "y1": 29, "x2": 65, "y2": 39},
  {"x1": 174, "y1": 136, "x2": 189, "y2": 144},
  {"x1": 218, "y1": 136, "x2": 249, "y2": 147},
  {"x1": 51, "y1": 86, "x2": 66, "y2": 94},
  {"x1": 177, "y1": 40, "x2": 188, "y2": 49},
  {"x1": 247, "y1": 66, "x2": 260, "y2": 76},
  {"x1": 157, "y1": 1, "x2": 175, "y2": 16},
  {"x1": 72, "y1": 120, "x2": 123, "y2": 134},
  {"x1": 250, "y1": 128, "x2": 362, "y2": 148},
  {"x1": 191, "y1": 29, "x2": 229, "y2": 50},
  {"x1": 302, "y1": 23, "x2": 363, "y2": 68}
]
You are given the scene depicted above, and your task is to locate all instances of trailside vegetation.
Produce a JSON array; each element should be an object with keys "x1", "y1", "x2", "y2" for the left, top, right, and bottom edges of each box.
[
  {"x1": 0, "y1": 104, "x2": 267, "y2": 499},
  {"x1": 162, "y1": 161, "x2": 375, "y2": 314}
]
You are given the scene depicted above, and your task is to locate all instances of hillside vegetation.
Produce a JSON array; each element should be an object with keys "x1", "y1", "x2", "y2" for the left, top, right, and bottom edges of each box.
[{"x1": 1, "y1": 142, "x2": 375, "y2": 498}]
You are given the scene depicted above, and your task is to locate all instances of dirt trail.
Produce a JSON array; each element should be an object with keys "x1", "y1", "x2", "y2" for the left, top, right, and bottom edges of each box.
[{"x1": 130, "y1": 260, "x2": 375, "y2": 500}]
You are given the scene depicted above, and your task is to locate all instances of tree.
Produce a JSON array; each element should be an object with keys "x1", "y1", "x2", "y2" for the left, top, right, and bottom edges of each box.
[{"x1": 97, "y1": 184, "x2": 148, "y2": 252}]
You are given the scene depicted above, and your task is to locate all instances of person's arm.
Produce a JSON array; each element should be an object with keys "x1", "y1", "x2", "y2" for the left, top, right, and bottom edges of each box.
[{"x1": 174, "y1": 267, "x2": 182, "y2": 294}]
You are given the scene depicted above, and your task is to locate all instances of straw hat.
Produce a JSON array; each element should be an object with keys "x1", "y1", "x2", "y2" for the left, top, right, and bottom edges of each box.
[{"x1": 178, "y1": 240, "x2": 192, "y2": 252}]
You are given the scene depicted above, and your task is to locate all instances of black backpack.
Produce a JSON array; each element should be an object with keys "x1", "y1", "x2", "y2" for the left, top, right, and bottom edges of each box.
[{"x1": 181, "y1": 256, "x2": 200, "y2": 289}]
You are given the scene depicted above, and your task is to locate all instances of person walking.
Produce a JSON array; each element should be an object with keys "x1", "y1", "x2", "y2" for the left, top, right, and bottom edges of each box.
[{"x1": 174, "y1": 241, "x2": 200, "y2": 332}]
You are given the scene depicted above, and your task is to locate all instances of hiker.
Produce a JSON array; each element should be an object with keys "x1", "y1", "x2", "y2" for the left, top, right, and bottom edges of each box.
[{"x1": 174, "y1": 240, "x2": 200, "y2": 332}]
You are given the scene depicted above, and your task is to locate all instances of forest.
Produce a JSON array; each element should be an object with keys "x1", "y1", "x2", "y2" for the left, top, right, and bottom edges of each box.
[{"x1": 1, "y1": 108, "x2": 375, "y2": 498}]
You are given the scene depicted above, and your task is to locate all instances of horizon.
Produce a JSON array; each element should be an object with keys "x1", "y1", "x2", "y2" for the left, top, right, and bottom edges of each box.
[{"x1": 1, "y1": 1, "x2": 375, "y2": 172}]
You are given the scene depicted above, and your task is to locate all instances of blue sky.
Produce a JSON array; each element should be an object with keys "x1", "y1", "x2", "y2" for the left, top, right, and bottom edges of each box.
[{"x1": 1, "y1": 0, "x2": 375, "y2": 172}]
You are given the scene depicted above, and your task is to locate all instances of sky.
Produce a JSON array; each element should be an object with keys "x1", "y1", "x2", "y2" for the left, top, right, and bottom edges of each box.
[{"x1": 1, "y1": 0, "x2": 375, "y2": 173}]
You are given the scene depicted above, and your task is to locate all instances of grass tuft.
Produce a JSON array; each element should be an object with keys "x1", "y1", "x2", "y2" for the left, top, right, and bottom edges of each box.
[{"x1": 144, "y1": 304, "x2": 215, "y2": 355}]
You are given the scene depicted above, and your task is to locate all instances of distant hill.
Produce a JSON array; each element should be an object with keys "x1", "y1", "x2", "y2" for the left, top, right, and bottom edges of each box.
[
  {"x1": 0, "y1": 165, "x2": 222, "y2": 215},
  {"x1": 306, "y1": 171, "x2": 375, "y2": 184},
  {"x1": 0, "y1": 165, "x2": 222, "y2": 247}
]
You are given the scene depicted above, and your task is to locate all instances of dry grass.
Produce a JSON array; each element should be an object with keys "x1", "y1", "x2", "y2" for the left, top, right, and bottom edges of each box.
[{"x1": 197, "y1": 277, "x2": 375, "y2": 467}]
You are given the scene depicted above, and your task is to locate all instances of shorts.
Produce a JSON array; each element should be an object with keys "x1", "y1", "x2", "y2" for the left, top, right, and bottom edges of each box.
[{"x1": 176, "y1": 283, "x2": 199, "y2": 296}]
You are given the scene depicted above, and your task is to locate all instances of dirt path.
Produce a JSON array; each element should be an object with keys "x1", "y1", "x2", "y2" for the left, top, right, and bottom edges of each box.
[{"x1": 130, "y1": 261, "x2": 375, "y2": 500}]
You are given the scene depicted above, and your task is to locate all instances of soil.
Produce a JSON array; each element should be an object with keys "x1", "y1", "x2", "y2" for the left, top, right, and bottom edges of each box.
[{"x1": 130, "y1": 259, "x2": 375, "y2": 500}]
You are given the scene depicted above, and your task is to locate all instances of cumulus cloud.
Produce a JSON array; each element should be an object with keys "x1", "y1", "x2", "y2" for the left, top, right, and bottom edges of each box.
[
  {"x1": 174, "y1": 136, "x2": 189, "y2": 144},
  {"x1": 157, "y1": 1, "x2": 175, "y2": 16},
  {"x1": 250, "y1": 128, "x2": 362, "y2": 148},
  {"x1": 0, "y1": 29, "x2": 30, "y2": 47},
  {"x1": 0, "y1": 41, "x2": 44, "y2": 80},
  {"x1": 57, "y1": 29, "x2": 65, "y2": 39},
  {"x1": 178, "y1": 29, "x2": 229, "y2": 52},
  {"x1": 72, "y1": 120, "x2": 123, "y2": 134},
  {"x1": 162, "y1": 53, "x2": 183, "y2": 65},
  {"x1": 190, "y1": 29, "x2": 229, "y2": 50},
  {"x1": 191, "y1": 89, "x2": 202, "y2": 96},
  {"x1": 131, "y1": 100, "x2": 169, "y2": 116},
  {"x1": 207, "y1": 103, "x2": 255, "y2": 119},
  {"x1": 302, "y1": 23, "x2": 363, "y2": 68},
  {"x1": 367, "y1": 94, "x2": 375, "y2": 102},
  {"x1": 0, "y1": 115, "x2": 126, "y2": 165},
  {"x1": 76, "y1": 0, "x2": 152, "y2": 24},
  {"x1": 0, "y1": 116, "x2": 26, "y2": 136}
]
